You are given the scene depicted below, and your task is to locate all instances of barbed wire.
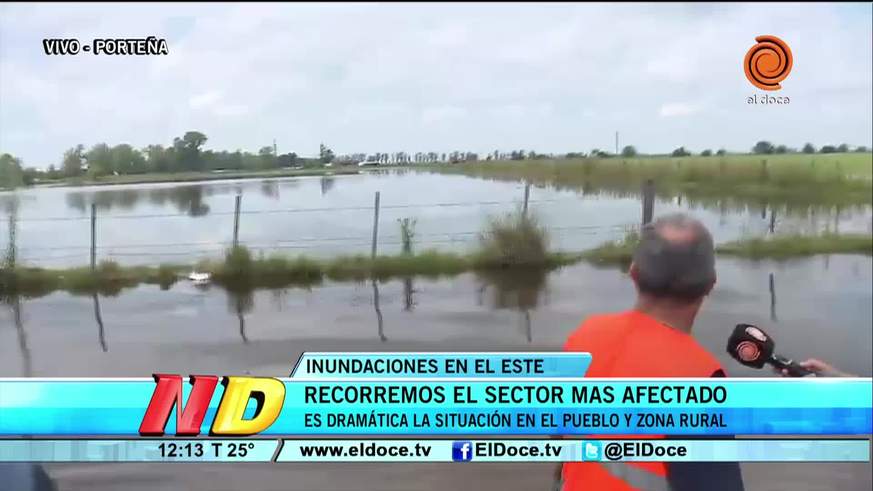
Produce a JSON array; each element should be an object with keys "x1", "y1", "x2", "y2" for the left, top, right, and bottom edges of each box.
[
  {"x1": 8, "y1": 197, "x2": 577, "y2": 223},
  {"x1": 9, "y1": 223, "x2": 632, "y2": 256}
]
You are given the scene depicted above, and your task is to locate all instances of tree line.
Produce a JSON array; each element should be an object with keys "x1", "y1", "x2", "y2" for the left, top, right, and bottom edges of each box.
[
  {"x1": 51, "y1": 131, "x2": 304, "y2": 180},
  {"x1": 0, "y1": 133, "x2": 870, "y2": 189}
]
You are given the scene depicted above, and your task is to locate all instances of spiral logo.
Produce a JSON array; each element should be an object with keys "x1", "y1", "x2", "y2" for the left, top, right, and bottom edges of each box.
[
  {"x1": 744, "y1": 35, "x2": 793, "y2": 91},
  {"x1": 736, "y1": 340, "x2": 761, "y2": 362}
]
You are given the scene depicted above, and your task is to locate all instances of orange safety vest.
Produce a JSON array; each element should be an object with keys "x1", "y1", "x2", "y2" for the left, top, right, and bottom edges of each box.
[{"x1": 562, "y1": 310, "x2": 724, "y2": 491}]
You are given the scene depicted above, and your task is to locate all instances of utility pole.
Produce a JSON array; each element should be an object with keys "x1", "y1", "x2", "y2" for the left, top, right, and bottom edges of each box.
[
  {"x1": 273, "y1": 139, "x2": 277, "y2": 156},
  {"x1": 615, "y1": 131, "x2": 619, "y2": 156}
]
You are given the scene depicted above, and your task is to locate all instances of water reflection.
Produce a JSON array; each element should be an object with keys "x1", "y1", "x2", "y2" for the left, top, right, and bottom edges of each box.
[
  {"x1": 93, "y1": 293, "x2": 108, "y2": 352},
  {"x1": 320, "y1": 177, "x2": 335, "y2": 196},
  {"x1": 372, "y1": 279, "x2": 386, "y2": 342},
  {"x1": 226, "y1": 288, "x2": 254, "y2": 344},
  {"x1": 260, "y1": 181, "x2": 280, "y2": 200},
  {"x1": 66, "y1": 184, "x2": 213, "y2": 217},
  {"x1": 476, "y1": 268, "x2": 550, "y2": 343},
  {"x1": 402, "y1": 277, "x2": 416, "y2": 312},
  {"x1": 7, "y1": 295, "x2": 31, "y2": 376}
]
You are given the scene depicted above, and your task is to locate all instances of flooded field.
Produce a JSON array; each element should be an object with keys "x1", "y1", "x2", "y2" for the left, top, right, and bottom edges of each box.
[
  {"x1": 2, "y1": 171, "x2": 870, "y2": 268},
  {"x1": 1, "y1": 254, "x2": 871, "y2": 490},
  {"x1": 1, "y1": 173, "x2": 871, "y2": 491}
]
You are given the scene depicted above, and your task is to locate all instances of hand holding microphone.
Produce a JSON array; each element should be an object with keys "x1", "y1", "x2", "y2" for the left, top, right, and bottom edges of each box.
[{"x1": 781, "y1": 358, "x2": 855, "y2": 378}]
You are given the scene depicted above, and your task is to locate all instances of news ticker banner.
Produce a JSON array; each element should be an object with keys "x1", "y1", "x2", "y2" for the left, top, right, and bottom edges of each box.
[
  {"x1": 0, "y1": 378, "x2": 870, "y2": 436},
  {"x1": 0, "y1": 439, "x2": 868, "y2": 463}
]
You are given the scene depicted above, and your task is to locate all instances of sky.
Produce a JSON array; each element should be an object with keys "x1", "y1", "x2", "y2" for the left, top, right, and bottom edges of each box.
[{"x1": 1, "y1": 2, "x2": 871, "y2": 167}]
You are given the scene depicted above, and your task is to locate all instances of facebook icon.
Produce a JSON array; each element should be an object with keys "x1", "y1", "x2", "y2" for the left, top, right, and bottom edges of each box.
[{"x1": 452, "y1": 441, "x2": 473, "y2": 462}]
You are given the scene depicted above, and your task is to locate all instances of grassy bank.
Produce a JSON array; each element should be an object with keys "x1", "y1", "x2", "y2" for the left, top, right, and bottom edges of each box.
[
  {"x1": 579, "y1": 231, "x2": 873, "y2": 266},
  {"x1": 0, "y1": 249, "x2": 578, "y2": 299},
  {"x1": 37, "y1": 167, "x2": 361, "y2": 188},
  {"x1": 423, "y1": 153, "x2": 873, "y2": 209},
  {"x1": 2, "y1": 233, "x2": 869, "y2": 299},
  {"x1": 716, "y1": 233, "x2": 873, "y2": 259}
]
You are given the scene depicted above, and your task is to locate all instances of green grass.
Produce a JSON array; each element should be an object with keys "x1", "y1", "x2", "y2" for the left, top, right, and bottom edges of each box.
[
  {"x1": 716, "y1": 233, "x2": 873, "y2": 259},
  {"x1": 579, "y1": 229, "x2": 640, "y2": 266},
  {"x1": 0, "y1": 261, "x2": 189, "y2": 298},
  {"x1": 2, "y1": 230, "x2": 870, "y2": 298},
  {"x1": 422, "y1": 153, "x2": 873, "y2": 210}
]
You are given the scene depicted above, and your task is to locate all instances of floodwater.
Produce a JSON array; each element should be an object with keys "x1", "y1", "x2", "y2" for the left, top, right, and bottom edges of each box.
[
  {"x1": 2, "y1": 256, "x2": 871, "y2": 490},
  {"x1": 0, "y1": 172, "x2": 871, "y2": 490},
  {"x1": 0, "y1": 171, "x2": 870, "y2": 267}
]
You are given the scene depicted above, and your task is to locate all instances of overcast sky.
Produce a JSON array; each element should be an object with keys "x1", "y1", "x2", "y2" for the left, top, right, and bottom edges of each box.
[{"x1": 1, "y1": 2, "x2": 871, "y2": 167}]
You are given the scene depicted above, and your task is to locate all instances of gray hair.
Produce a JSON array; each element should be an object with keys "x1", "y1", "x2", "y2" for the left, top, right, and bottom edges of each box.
[{"x1": 632, "y1": 213, "x2": 716, "y2": 300}]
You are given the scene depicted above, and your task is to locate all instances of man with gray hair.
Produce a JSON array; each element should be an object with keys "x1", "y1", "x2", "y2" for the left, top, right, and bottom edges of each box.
[{"x1": 560, "y1": 213, "x2": 744, "y2": 491}]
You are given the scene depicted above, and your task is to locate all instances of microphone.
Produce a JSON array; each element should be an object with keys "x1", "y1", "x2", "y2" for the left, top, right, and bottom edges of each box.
[{"x1": 726, "y1": 323, "x2": 812, "y2": 377}]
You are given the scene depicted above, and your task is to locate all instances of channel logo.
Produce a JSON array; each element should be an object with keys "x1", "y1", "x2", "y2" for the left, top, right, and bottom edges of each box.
[
  {"x1": 452, "y1": 441, "x2": 473, "y2": 462},
  {"x1": 743, "y1": 35, "x2": 793, "y2": 91}
]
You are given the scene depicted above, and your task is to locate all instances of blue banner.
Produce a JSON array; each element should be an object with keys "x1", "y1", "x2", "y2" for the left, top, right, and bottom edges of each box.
[{"x1": 0, "y1": 378, "x2": 869, "y2": 436}]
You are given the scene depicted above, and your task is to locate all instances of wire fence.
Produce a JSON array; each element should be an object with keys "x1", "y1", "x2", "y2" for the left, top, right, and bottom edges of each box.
[{"x1": 4, "y1": 187, "x2": 648, "y2": 265}]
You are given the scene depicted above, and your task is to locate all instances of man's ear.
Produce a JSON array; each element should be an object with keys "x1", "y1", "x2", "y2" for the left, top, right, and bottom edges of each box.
[{"x1": 628, "y1": 261, "x2": 639, "y2": 280}]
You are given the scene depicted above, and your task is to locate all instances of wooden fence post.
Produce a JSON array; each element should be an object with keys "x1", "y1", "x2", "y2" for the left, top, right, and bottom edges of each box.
[
  {"x1": 641, "y1": 179, "x2": 655, "y2": 226},
  {"x1": 523, "y1": 183, "x2": 530, "y2": 217},
  {"x1": 90, "y1": 203, "x2": 97, "y2": 270},
  {"x1": 371, "y1": 192, "x2": 381, "y2": 258},
  {"x1": 232, "y1": 194, "x2": 241, "y2": 248}
]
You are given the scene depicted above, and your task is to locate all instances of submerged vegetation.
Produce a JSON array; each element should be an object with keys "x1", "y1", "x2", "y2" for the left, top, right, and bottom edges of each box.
[
  {"x1": 2, "y1": 231, "x2": 869, "y2": 299},
  {"x1": 425, "y1": 153, "x2": 873, "y2": 210},
  {"x1": 716, "y1": 233, "x2": 873, "y2": 259}
]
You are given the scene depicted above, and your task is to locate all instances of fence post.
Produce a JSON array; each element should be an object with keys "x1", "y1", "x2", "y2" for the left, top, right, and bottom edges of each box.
[
  {"x1": 90, "y1": 203, "x2": 97, "y2": 270},
  {"x1": 769, "y1": 272, "x2": 777, "y2": 322},
  {"x1": 371, "y1": 191, "x2": 381, "y2": 258},
  {"x1": 522, "y1": 183, "x2": 530, "y2": 217},
  {"x1": 232, "y1": 194, "x2": 241, "y2": 248},
  {"x1": 641, "y1": 179, "x2": 655, "y2": 226},
  {"x1": 6, "y1": 205, "x2": 16, "y2": 269}
]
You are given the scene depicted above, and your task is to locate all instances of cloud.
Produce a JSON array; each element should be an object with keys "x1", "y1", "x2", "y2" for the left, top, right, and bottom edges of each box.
[
  {"x1": 0, "y1": 3, "x2": 870, "y2": 165},
  {"x1": 189, "y1": 90, "x2": 223, "y2": 109},
  {"x1": 659, "y1": 102, "x2": 702, "y2": 118},
  {"x1": 421, "y1": 106, "x2": 467, "y2": 125}
]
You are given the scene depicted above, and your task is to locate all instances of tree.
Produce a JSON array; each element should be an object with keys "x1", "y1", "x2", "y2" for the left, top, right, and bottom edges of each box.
[
  {"x1": 0, "y1": 153, "x2": 24, "y2": 189},
  {"x1": 774, "y1": 145, "x2": 788, "y2": 154},
  {"x1": 700, "y1": 149, "x2": 713, "y2": 157},
  {"x1": 144, "y1": 145, "x2": 173, "y2": 172},
  {"x1": 837, "y1": 143, "x2": 850, "y2": 153},
  {"x1": 802, "y1": 143, "x2": 816, "y2": 154},
  {"x1": 716, "y1": 149, "x2": 727, "y2": 156},
  {"x1": 752, "y1": 141, "x2": 775, "y2": 154},
  {"x1": 62, "y1": 144, "x2": 85, "y2": 177},
  {"x1": 112, "y1": 144, "x2": 147, "y2": 174},
  {"x1": 671, "y1": 146, "x2": 691, "y2": 157},
  {"x1": 319, "y1": 143, "x2": 335, "y2": 164},
  {"x1": 621, "y1": 145, "x2": 637, "y2": 157},
  {"x1": 172, "y1": 131, "x2": 208, "y2": 172},
  {"x1": 258, "y1": 145, "x2": 277, "y2": 169},
  {"x1": 85, "y1": 143, "x2": 113, "y2": 176},
  {"x1": 855, "y1": 146, "x2": 869, "y2": 153},
  {"x1": 820, "y1": 145, "x2": 838, "y2": 154},
  {"x1": 277, "y1": 152, "x2": 298, "y2": 167}
]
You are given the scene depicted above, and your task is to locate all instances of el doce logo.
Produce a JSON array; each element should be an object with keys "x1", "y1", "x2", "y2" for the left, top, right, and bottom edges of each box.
[{"x1": 744, "y1": 35, "x2": 793, "y2": 91}]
